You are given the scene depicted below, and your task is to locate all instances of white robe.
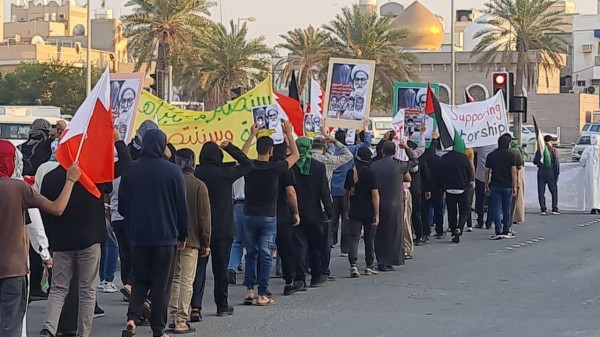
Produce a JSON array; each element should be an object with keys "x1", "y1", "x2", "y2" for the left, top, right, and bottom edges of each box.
[{"x1": 580, "y1": 135, "x2": 600, "y2": 211}]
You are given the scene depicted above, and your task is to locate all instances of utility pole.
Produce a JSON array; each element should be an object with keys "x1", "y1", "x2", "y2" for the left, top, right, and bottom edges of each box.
[
  {"x1": 450, "y1": 0, "x2": 456, "y2": 105},
  {"x1": 85, "y1": 0, "x2": 92, "y2": 95},
  {"x1": 167, "y1": 65, "x2": 173, "y2": 103}
]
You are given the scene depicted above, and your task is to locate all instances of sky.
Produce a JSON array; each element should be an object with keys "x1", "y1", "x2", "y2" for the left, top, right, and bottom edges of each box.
[{"x1": 4, "y1": 0, "x2": 600, "y2": 47}]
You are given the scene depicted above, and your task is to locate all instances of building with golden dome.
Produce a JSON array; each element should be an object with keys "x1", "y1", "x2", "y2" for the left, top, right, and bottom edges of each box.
[{"x1": 391, "y1": 1, "x2": 444, "y2": 51}]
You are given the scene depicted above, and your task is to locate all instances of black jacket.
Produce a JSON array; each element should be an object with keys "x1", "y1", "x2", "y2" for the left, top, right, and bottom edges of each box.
[
  {"x1": 119, "y1": 129, "x2": 189, "y2": 246},
  {"x1": 422, "y1": 139, "x2": 443, "y2": 191},
  {"x1": 41, "y1": 167, "x2": 110, "y2": 252},
  {"x1": 292, "y1": 160, "x2": 333, "y2": 224},
  {"x1": 194, "y1": 142, "x2": 253, "y2": 240},
  {"x1": 440, "y1": 150, "x2": 473, "y2": 191},
  {"x1": 18, "y1": 138, "x2": 53, "y2": 176}
]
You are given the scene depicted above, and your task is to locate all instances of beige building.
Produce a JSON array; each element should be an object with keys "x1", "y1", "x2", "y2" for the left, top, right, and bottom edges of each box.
[{"x1": 1, "y1": 0, "x2": 129, "y2": 73}]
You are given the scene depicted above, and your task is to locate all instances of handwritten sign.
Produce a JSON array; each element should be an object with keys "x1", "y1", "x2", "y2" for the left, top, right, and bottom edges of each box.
[
  {"x1": 132, "y1": 76, "x2": 274, "y2": 160},
  {"x1": 440, "y1": 91, "x2": 508, "y2": 148}
]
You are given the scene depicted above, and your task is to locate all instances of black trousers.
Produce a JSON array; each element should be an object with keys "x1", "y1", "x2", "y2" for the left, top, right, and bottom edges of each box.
[
  {"x1": 475, "y1": 180, "x2": 491, "y2": 228},
  {"x1": 276, "y1": 219, "x2": 295, "y2": 284},
  {"x1": 466, "y1": 188, "x2": 474, "y2": 228},
  {"x1": 410, "y1": 188, "x2": 425, "y2": 240},
  {"x1": 537, "y1": 168, "x2": 558, "y2": 212},
  {"x1": 331, "y1": 196, "x2": 349, "y2": 253},
  {"x1": 445, "y1": 191, "x2": 470, "y2": 235},
  {"x1": 347, "y1": 219, "x2": 375, "y2": 268},
  {"x1": 192, "y1": 238, "x2": 232, "y2": 311},
  {"x1": 292, "y1": 221, "x2": 324, "y2": 283},
  {"x1": 128, "y1": 245, "x2": 176, "y2": 337},
  {"x1": 321, "y1": 220, "x2": 332, "y2": 276},
  {"x1": 0, "y1": 276, "x2": 27, "y2": 337},
  {"x1": 424, "y1": 189, "x2": 444, "y2": 235},
  {"x1": 112, "y1": 220, "x2": 133, "y2": 285},
  {"x1": 29, "y1": 246, "x2": 44, "y2": 295}
]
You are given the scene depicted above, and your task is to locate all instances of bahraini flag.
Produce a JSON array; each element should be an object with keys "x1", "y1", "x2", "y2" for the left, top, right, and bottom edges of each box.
[{"x1": 56, "y1": 67, "x2": 115, "y2": 198}]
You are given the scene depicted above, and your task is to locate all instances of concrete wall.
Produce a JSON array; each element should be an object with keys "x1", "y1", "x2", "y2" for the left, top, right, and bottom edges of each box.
[
  {"x1": 4, "y1": 21, "x2": 66, "y2": 39},
  {"x1": 10, "y1": 1, "x2": 87, "y2": 37},
  {"x1": 527, "y1": 93, "x2": 598, "y2": 144}
]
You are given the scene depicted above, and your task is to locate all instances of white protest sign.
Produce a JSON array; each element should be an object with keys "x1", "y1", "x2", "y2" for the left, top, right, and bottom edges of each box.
[{"x1": 440, "y1": 91, "x2": 508, "y2": 148}]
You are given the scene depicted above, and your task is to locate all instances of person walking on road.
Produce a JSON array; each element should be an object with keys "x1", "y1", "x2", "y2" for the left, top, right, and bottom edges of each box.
[
  {"x1": 533, "y1": 135, "x2": 560, "y2": 215},
  {"x1": 118, "y1": 129, "x2": 189, "y2": 337}
]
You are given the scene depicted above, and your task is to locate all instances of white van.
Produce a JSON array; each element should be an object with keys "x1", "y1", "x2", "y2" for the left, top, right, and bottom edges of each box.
[
  {"x1": 369, "y1": 117, "x2": 393, "y2": 145},
  {"x1": 0, "y1": 116, "x2": 64, "y2": 146}
]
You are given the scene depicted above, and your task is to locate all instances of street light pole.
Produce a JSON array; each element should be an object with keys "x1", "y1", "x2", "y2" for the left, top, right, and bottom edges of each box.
[
  {"x1": 450, "y1": 0, "x2": 456, "y2": 106},
  {"x1": 236, "y1": 17, "x2": 256, "y2": 34},
  {"x1": 86, "y1": 0, "x2": 91, "y2": 95}
]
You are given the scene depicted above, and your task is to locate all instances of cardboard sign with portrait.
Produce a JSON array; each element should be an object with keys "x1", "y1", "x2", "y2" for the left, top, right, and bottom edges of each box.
[
  {"x1": 252, "y1": 104, "x2": 285, "y2": 145},
  {"x1": 110, "y1": 73, "x2": 144, "y2": 142},
  {"x1": 323, "y1": 58, "x2": 376, "y2": 130},
  {"x1": 303, "y1": 112, "x2": 323, "y2": 138},
  {"x1": 393, "y1": 82, "x2": 439, "y2": 144}
]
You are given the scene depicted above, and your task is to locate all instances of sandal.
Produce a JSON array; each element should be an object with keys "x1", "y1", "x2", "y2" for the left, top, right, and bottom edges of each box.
[
  {"x1": 121, "y1": 321, "x2": 136, "y2": 337},
  {"x1": 172, "y1": 322, "x2": 196, "y2": 334},
  {"x1": 256, "y1": 297, "x2": 276, "y2": 306},
  {"x1": 243, "y1": 290, "x2": 255, "y2": 305}
]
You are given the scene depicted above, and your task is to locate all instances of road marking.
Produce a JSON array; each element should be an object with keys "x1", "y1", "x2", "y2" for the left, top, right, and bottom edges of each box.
[{"x1": 583, "y1": 294, "x2": 600, "y2": 305}]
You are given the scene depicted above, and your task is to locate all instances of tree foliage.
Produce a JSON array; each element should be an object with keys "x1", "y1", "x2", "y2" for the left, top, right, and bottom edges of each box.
[
  {"x1": 0, "y1": 61, "x2": 100, "y2": 115},
  {"x1": 471, "y1": 0, "x2": 567, "y2": 94}
]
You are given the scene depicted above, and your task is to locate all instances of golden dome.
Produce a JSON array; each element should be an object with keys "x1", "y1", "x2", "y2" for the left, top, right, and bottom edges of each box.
[{"x1": 392, "y1": 1, "x2": 444, "y2": 50}]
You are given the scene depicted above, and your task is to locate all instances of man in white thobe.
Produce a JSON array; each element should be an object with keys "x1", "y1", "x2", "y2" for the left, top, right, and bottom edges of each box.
[{"x1": 580, "y1": 134, "x2": 600, "y2": 214}]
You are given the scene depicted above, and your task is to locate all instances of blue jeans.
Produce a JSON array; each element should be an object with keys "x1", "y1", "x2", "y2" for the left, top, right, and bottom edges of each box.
[
  {"x1": 243, "y1": 216, "x2": 276, "y2": 296},
  {"x1": 228, "y1": 203, "x2": 246, "y2": 271},
  {"x1": 100, "y1": 239, "x2": 118, "y2": 282},
  {"x1": 489, "y1": 187, "x2": 513, "y2": 235}
]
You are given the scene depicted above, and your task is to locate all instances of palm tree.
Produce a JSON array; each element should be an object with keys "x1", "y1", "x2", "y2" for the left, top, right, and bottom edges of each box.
[
  {"x1": 122, "y1": 0, "x2": 212, "y2": 74},
  {"x1": 322, "y1": 5, "x2": 417, "y2": 92},
  {"x1": 183, "y1": 20, "x2": 272, "y2": 109},
  {"x1": 471, "y1": 0, "x2": 567, "y2": 96},
  {"x1": 276, "y1": 26, "x2": 329, "y2": 96}
]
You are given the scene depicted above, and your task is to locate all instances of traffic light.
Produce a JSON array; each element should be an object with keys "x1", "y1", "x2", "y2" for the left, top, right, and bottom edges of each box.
[
  {"x1": 149, "y1": 73, "x2": 158, "y2": 94},
  {"x1": 149, "y1": 71, "x2": 164, "y2": 99},
  {"x1": 492, "y1": 71, "x2": 514, "y2": 111}
]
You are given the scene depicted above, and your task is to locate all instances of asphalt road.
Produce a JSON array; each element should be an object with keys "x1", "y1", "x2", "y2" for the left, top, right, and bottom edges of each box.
[{"x1": 26, "y1": 212, "x2": 600, "y2": 337}]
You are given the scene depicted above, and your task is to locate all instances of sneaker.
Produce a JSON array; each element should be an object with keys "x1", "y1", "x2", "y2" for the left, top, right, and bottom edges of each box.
[
  {"x1": 103, "y1": 282, "x2": 119, "y2": 293},
  {"x1": 465, "y1": 227, "x2": 473, "y2": 232},
  {"x1": 503, "y1": 232, "x2": 516, "y2": 239},
  {"x1": 552, "y1": 210, "x2": 561, "y2": 215},
  {"x1": 283, "y1": 281, "x2": 306, "y2": 296},
  {"x1": 541, "y1": 211, "x2": 548, "y2": 216},
  {"x1": 93, "y1": 304, "x2": 105, "y2": 318},
  {"x1": 190, "y1": 309, "x2": 202, "y2": 322},
  {"x1": 39, "y1": 329, "x2": 54, "y2": 337},
  {"x1": 216, "y1": 305, "x2": 234, "y2": 317},
  {"x1": 491, "y1": 234, "x2": 504, "y2": 240},
  {"x1": 340, "y1": 253, "x2": 349, "y2": 257},
  {"x1": 310, "y1": 275, "x2": 328, "y2": 287},
  {"x1": 364, "y1": 266, "x2": 378, "y2": 276},
  {"x1": 350, "y1": 265, "x2": 360, "y2": 278},
  {"x1": 97, "y1": 281, "x2": 105, "y2": 291},
  {"x1": 227, "y1": 269, "x2": 236, "y2": 285}
]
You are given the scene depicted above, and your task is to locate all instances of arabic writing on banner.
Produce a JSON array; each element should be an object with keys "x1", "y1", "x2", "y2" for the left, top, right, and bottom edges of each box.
[
  {"x1": 440, "y1": 91, "x2": 508, "y2": 148},
  {"x1": 132, "y1": 77, "x2": 273, "y2": 159}
]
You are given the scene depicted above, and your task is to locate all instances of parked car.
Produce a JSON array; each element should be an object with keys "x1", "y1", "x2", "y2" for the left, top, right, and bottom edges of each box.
[
  {"x1": 580, "y1": 123, "x2": 600, "y2": 136},
  {"x1": 509, "y1": 125, "x2": 558, "y2": 145},
  {"x1": 571, "y1": 135, "x2": 593, "y2": 161}
]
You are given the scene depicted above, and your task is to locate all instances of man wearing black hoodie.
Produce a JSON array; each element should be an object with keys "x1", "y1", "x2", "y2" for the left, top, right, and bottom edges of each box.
[
  {"x1": 440, "y1": 148, "x2": 474, "y2": 244},
  {"x1": 118, "y1": 129, "x2": 189, "y2": 337},
  {"x1": 193, "y1": 140, "x2": 252, "y2": 316}
]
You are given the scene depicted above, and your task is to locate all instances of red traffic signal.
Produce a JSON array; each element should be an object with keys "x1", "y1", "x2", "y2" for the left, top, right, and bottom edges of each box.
[{"x1": 494, "y1": 73, "x2": 506, "y2": 86}]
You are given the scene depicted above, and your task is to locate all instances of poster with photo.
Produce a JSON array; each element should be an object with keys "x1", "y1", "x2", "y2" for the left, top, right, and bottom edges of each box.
[
  {"x1": 323, "y1": 58, "x2": 376, "y2": 130},
  {"x1": 110, "y1": 73, "x2": 144, "y2": 142},
  {"x1": 303, "y1": 112, "x2": 323, "y2": 138},
  {"x1": 393, "y1": 82, "x2": 439, "y2": 143},
  {"x1": 252, "y1": 104, "x2": 284, "y2": 145}
]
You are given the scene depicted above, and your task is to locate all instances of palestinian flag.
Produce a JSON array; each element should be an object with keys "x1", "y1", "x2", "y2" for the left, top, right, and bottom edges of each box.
[
  {"x1": 533, "y1": 116, "x2": 551, "y2": 167},
  {"x1": 425, "y1": 83, "x2": 465, "y2": 153},
  {"x1": 465, "y1": 88, "x2": 475, "y2": 103}
]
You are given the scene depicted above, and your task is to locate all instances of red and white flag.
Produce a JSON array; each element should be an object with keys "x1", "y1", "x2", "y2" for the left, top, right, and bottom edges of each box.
[
  {"x1": 308, "y1": 79, "x2": 324, "y2": 116},
  {"x1": 56, "y1": 67, "x2": 114, "y2": 198},
  {"x1": 274, "y1": 92, "x2": 304, "y2": 136}
]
